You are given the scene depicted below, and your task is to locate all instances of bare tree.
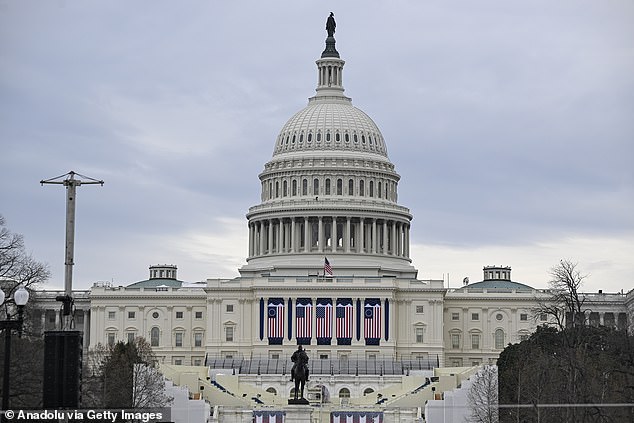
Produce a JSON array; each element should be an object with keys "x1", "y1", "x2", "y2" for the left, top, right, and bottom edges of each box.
[
  {"x1": 0, "y1": 215, "x2": 50, "y2": 306},
  {"x1": 533, "y1": 259, "x2": 588, "y2": 330},
  {"x1": 84, "y1": 337, "x2": 171, "y2": 408},
  {"x1": 466, "y1": 365, "x2": 499, "y2": 423}
]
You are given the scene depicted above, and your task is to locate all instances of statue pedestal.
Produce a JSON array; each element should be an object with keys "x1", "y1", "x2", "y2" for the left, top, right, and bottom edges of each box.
[
  {"x1": 284, "y1": 404, "x2": 312, "y2": 423},
  {"x1": 287, "y1": 398, "x2": 309, "y2": 405}
]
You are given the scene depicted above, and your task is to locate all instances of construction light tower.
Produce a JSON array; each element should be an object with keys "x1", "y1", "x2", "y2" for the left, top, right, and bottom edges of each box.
[
  {"x1": 40, "y1": 171, "x2": 103, "y2": 408},
  {"x1": 41, "y1": 171, "x2": 104, "y2": 324}
]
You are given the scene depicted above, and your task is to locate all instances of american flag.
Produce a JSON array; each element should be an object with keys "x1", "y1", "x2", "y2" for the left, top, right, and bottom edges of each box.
[
  {"x1": 330, "y1": 411, "x2": 383, "y2": 423},
  {"x1": 364, "y1": 301, "x2": 381, "y2": 339},
  {"x1": 324, "y1": 257, "x2": 333, "y2": 276},
  {"x1": 316, "y1": 302, "x2": 332, "y2": 338},
  {"x1": 253, "y1": 410, "x2": 285, "y2": 423},
  {"x1": 267, "y1": 301, "x2": 284, "y2": 339},
  {"x1": 336, "y1": 301, "x2": 353, "y2": 339},
  {"x1": 295, "y1": 301, "x2": 312, "y2": 339}
]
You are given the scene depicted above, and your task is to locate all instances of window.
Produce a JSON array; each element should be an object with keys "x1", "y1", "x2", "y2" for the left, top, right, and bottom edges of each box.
[
  {"x1": 225, "y1": 326, "x2": 234, "y2": 342},
  {"x1": 540, "y1": 313, "x2": 547, "y2": 321},
  {"x1": 519, "y1": 334, "x2": 530, "y2": 342},
  {"x1": 319, "y1": 354, "x2": 329, "y2": 360},
  {"x1": 348, "y1": 179, "x2": 354, "y2": 195},
  {"x1": 471, "y1": 313, "x2": 480, "y2": 321},
  {"x1": 176, "y1": 311, "x2": 184, "y2": 319},
  {"x1": 325, "y1": 178, "x2": 331, "y2": 195},
  {"x1": 292, "y1": 180, "x2": 297, "y2": 196},
  {"x1": 339, "y1": 388, "x2": 350, "y2": 398},
  {"x1": 193, "y1": 358, "x2": 202, "y2": 366},
  {"x1": 313, "y1": 178, "x2": 319, "y2": 195},
  {"x1": 175, "y1": 332, "x2": 183, "y2": 347},
  {"x1": 226, "y1": 304, "x2": 234, "y2": 313},
  {"x1": 150, "y1": 327, "x2": 160, "y2": 347},
  {"x1": 152, "y1": 311, "x2": 159, "y2": 319},
  {"x1": 127, "y1": 332, "x2": 135, "y2": 344},
  {"x1": 108, "y1": 311, "x2": 116, "y2": 320},
  {"x1": 471, "y1": 334, "x2": 480, "y2": 349},
  {"x1": 496, "y1": 313, "x2": 503, "y2": 321},
  {"x1": 194, "y1": 332, "x2": 203, "y2": 347},
  {"x1": 359, "y1": 180, "x2": 365, "y2": 196},
  {"x1": 451, "y1": 334, "x2": 460, "y2": 349},
  {"x1": 266, "y1": 387, "x2": 277, "y2": 395},
  {"x1": 363, "y1": 388, "x2": 375, "y2": 396},
  {"x1": 337, "y1": 179, "x2": 343, "y2": 195},
  {"x1": 128, "y1": 311, "x2": 136, "y2": 319},
  {"x1": 416, "y1": 305, "x2": 424, "y2": 314},
  {"x1": 451, "y1": 313, "x2": 460, "y2": 321},
  {"x1": 415, "y1": 327, "x2": 424, "y2": 343},
  {"x1": 302, "y1": 179, "x2": 308, "y2": 195},
  {"x1": 378, "y1": 182, "x2": 382, "y2": 198},
  {"x1": 520, "y1": 313, "x2": 528, "y2": 321},
  {"x1": 495, "y1": 329, "x2": 505, "y2": 349},
  {"x1": 174, "y1": 358, "x2": 183, "y2": 365},
  {"x1": 195, "y1": 311, "x2": 203, "y2": 319},
  {"x1": 369, "y1": 181, "x2": 374, "y2": 197},
  {"x1": 283, "y1": 180, "x2": 287, "y2": 196},
  {"x1": 107, "y1": 333, "x2": 115, "y2": 346}
]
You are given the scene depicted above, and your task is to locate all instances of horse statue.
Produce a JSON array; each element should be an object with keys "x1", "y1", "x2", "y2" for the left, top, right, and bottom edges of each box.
[{"x1": 290, "y1": 345, "x2": 310, "y2": 403}]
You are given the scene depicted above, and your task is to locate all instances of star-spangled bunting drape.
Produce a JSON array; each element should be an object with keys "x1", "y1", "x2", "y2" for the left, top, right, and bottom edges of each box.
[
  {"x1": 364, "y1": 298, "x2": 381, "y2": 345},
  {"x1": 330, "y1": 411, "x2": 383, "y2": 423},
  {"x1": 253, "y1": 410, "x2": 285, "y2": 423},
  {"x1": 267, "y1": 298, "x2": 284, "y2": 344},
  {"x1": 296, "y1": 298, "x2": 312, "y2": 344},
  {"x1": 316, "y1": 299, "x2": 333, "y2": 344},
  {"x1": 336, "y1": 298, "x2": 353, "y2": 344}
]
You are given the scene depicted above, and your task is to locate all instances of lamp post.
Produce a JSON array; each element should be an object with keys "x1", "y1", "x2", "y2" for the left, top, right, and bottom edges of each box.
[{"x1": 0, "y1": 286, "x2": 29, "y2": 423}]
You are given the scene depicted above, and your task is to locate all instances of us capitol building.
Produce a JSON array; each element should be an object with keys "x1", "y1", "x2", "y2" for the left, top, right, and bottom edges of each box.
[{"x1": 32, "y1": 16, "x2": 632, "y2": 420}]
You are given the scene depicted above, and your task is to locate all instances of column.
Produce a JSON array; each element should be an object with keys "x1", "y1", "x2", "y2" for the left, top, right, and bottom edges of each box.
[
  {"x1": 291, "y1": 217, "x2": 296, "y2": 253},
  {"x1": 331, "y1": 216, "x2": 337, "y2": 253},
  {"x1": 359, "y1": 218, "x2": 365, "y2": 253},
  {"x1": 405, "y1": 224, "x2": 410, "y2": 258},
  {"x1": 277, "y1": 219, "x2": 283, "y2": 253},
  {"x1": 391, "y1": 221, "x2": 397, "y2": 255},
  {"x1": 41, "y1": 310, "x2": 46, "y2": 332},
  {"x1": 268, "y1": 220, "x2": 273, "y2": 254},
  {"x1": 304, "y1": 217, "x2": 309, "y2": 252},
  {"x1": 318, "y1": 216, "x2": 323, "y2": 253},
  {"x1": 259, "y1": 221, "x2": 265, "y2": 256},
  {"x1": 345, "y1": 217, "x2": 351, "y2": 253},
  {"x1": 371, "y1": 219, "x2": 377, "y2": 254},
  {"x1": 383, "y1": 220, "x2": 388, "y2": 255}
]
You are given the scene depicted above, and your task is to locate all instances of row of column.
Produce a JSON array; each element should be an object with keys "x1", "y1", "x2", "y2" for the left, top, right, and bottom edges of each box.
[{"x1": 248, "y1": 216, "x2": 410, "y2": 259}]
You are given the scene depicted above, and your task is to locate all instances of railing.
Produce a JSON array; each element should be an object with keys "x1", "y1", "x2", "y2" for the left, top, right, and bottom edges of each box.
[{"x1": 205, "y1": 355, "x2": 440, "y2": 376}]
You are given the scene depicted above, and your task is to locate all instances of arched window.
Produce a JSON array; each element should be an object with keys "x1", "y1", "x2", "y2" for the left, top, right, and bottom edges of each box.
[
  {"x1": 495, "y1": 329, "x2": 505, "y2": 349},
  {"x1": 339, "y1": 388, "x2": 350, "y2": 398},
  {"x1": 369, "y1": 181, "x2": 374, "y2": 197},
  {"x1": 269, "y1": 182, "x2": 273, "y2": 199},
  {"x1": 283, "y1": 180, "x2": 288, "y2": 197},
  {"x1": 337, "y1": 179, "x2": 343, "y2": 195},
  {"x1": 336, "y1": 132, "x2": 340, "y2": 142},
  {"x1": 308, "y1": 132, "x2": 312, "y2": 142},
  {"x1": 299, "y1": 133, "x2": 303, "y2": 143},
  {"x1": 266, "y1": 387, "x2": 277, "y2": 395},
  {"x1": 325, "y1": 178, "x2": 331, "y2": 195},
  {"x1": 275, "y1": 181, "x2": 279, "y2": 198},
  {"x1": 317, "y1": 132, "x2": 322, "y2": 142},
  {"x1": 345, "y1": 133, "x2": 350, "y2": 142},
  {"x1": 354, "y1": 134, "x2": 358, "y2": 143},
  {"x1": 150, "y1": 327, "x2": 160, "y2": 347},
  {"x1": 348, "y1": 179, "x2": 354, "y2": 196},
  {"x1": 302, "y1": 179, "x2": 308, "y2": 196},
  {"x1": 292, "y1": 135, "x2": 296, "y2": 143},
  {"x1": 313, "y1": 178, "x2": 319, "y2": 195},
  {"x1": 292, "y1": 180, "x2": 297, "y2": 196},
  {"x1": 378, "y1": 182, "x2": 382, "y2": 198},
  {"x1": 363, "y1": 388, "x2": 375, "y2": 396},
  {"x1": 359, "y1": 180, "x2": 365, "y2": 196},
  {"x1": 326, "y1": 131, "x2": 331, "y2": 142}
]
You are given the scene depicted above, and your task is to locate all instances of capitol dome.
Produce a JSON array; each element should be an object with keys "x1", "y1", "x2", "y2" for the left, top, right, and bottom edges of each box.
[
  {"x1": 241, "y1": 25, "x2": 417, "y2": 279},
  {"x1": 273, "y1": 102, "x2": 389, "y2": 158}
]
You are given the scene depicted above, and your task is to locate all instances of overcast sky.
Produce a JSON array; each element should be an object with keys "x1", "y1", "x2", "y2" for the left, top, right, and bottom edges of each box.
[{"x1": 1, "y1": 1, "x2": 632, "y2": 293}]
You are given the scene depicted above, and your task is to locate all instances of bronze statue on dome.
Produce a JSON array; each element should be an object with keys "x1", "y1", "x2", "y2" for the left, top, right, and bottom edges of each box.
[{"x1": 326, "y1": 12, "x2": 336, "y2": 37}]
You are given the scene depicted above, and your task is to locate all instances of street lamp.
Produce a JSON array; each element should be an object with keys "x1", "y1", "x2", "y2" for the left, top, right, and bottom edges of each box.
[{"x1": 1, "y1": 286, "x2": 30, "y2": 422}]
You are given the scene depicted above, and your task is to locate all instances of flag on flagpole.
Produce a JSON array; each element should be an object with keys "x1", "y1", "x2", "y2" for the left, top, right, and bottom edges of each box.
[{"x1": 324, "y1": 257, "x2": 333, "y2": 276}]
